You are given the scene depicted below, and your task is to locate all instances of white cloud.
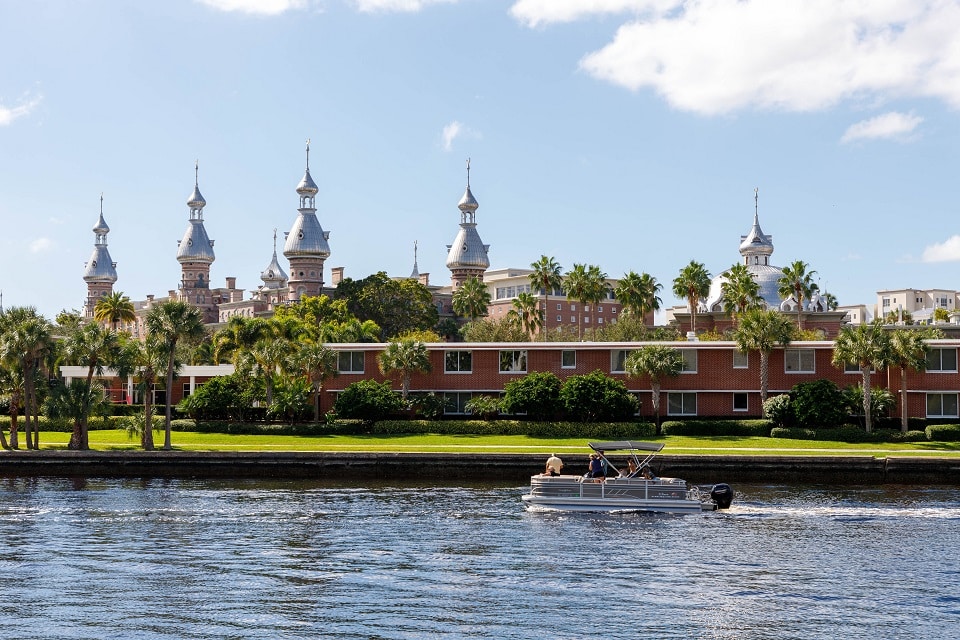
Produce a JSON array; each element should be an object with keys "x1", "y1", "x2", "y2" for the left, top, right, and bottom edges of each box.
[
  {"x1": 353, "y1": 0, "x2": 456, "y2": 13},
  {"x1": 511, "y1": 0, "x2": 960, "y2": 116},
  {"x1": 922, "y1": 236, "x2": 960, "y2": 262},
  {"x1": 840, "y1": 111, "x2": 923, "y2": 143},
  {"x1": 510, "y1": 0, "x2": 671, "y2": 28},
  {"x1": 0, "y1": 94, "x2": 41, "y2": 126},
  {"x1": 440, "y1": 120, "x2": 480, "y2": 151},
  {"x1": 29, "y1": 238, "x2": 53, "y2": 253},
  {"x1": 196, "y1": 0, "x2": 307, "y2": 15}
]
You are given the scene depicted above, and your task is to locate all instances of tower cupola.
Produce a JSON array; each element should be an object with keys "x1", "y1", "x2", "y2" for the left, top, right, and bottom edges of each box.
[
  {"x1": 283, "y1": 140, "x2": 331, "y2": 300},
  {"x1": 445, "y1": 158, "x2": 490, "y2": 288}
]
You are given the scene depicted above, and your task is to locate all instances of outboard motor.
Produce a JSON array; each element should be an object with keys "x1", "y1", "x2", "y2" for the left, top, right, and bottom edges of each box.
[{"x1": 710, "y1": 483, "x2": 734, "y2": 510}]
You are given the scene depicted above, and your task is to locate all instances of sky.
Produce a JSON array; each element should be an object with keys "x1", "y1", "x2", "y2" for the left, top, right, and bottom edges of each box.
[{"x1": 2, "y1": 0, "x2": 960, "y2": 322}]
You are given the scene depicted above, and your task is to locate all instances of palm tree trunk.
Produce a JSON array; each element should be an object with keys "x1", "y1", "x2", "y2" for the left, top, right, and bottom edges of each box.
[
  {"x1": 313, "y1": 384, "x2": 321, "y2": 423},
  {"x1": 9, "y1": 394, "x2": 20, "y2": 449},
  {"x1": 651, "y1": 381, "x2": 662, "y2": 435},
  {"x1": 541, "y1": 293, "x2": 549, "y2": 341},
  {"x1": 759, "y1": 351, "x2": 770, "y2": 416},
  {"x1": 0, "y1": 420, "x2": 8, "y2": 450},
  {"x1": 900, "y1": 366, "x2": 909, "y2": 433},
  {"x1": 862, "y1": 367, "x2": 872, "y2": 433}
]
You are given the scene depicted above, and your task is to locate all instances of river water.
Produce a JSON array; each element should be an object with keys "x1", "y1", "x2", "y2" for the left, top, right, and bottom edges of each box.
[{"x1": 0, "y1": 478, "x2": 957, "y2": 639}]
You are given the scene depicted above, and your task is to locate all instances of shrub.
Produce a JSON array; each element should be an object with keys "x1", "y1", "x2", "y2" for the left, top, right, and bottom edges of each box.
[
  {"x1": 408, "y1": 392, "x2": 449, "y2": 420},
  {"x1": 334, "y1": 380, "x2": 405, "y2": 422},
  {"x1": 660, "y1": 420, "x2": 772, "y2": 436},
  {"x1": 926, "y1": 424, "x2": 960, "y2": 441},
  {"x1": 464, "y1": 395, "x2": 502, "y2": 420},
  {"x1": 559, "y1": 370, "x2": 638, "y2": 422},
  {"x1": 501, "y1": 372, "x2": 562, "y2": 420},
  {"x1": 815, "y1": 425, "x2": 885, "y2": 443},
  {"x1": 177, "y1": 374, "x2": 260, "y2": 422},
  {"x1": 763, "y1": 394, "x2": 793, "y2": 427},
  {"x1": 770, "y1": 427, "x2": 816, "y2": 439},
  {"x1": 844, "y1": 384, "x2": 895, "y2": 426},
  {"x1": 877, "y1": 429, "x2": 928, "y2": 443},
  {"x1": 790, "y1": 380, "x2": 847, "y2": 428}
]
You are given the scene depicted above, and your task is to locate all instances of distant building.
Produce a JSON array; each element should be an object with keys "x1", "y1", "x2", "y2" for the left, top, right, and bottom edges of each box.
[
  {"x1": 82, "y1": 195, "x2": 118, "y2": 320},
  {"x1": 876, "y1": 288, "x2": 959, "y2": 324}
]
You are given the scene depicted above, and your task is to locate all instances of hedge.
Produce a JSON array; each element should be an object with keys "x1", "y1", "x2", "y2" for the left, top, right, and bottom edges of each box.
[
  {"x1": 660, "y1": 420, "x2": 772, "y2": 437},
  {"x1": 369, "y1": 420, "x2": 657, "y2": 439},
  {"x1": 770, "y1": 426, "x2": 930, "y2": 443},
  {"x1": 926, "y1": 424, "x2": 960, "y2": 442}
]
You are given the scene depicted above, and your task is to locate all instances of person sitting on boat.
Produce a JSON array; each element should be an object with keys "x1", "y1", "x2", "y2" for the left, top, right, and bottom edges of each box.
[
  {"x1": 587, "y1": 454, "x2": 605, "y2": 482},
  {"x1": 619, "y1": 459, "x2": 639, "y2": 478},
  {"x1": 544, "y1": 454, "x2": 563, "y2": 477},
  {"x1": 639, "y1": 465, "x2": 655, "y2": 480}
]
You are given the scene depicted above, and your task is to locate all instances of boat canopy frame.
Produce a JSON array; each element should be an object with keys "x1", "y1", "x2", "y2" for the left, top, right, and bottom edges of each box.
[{"x1": 588, "y1": 441, "x2": 664, "y2": 478}]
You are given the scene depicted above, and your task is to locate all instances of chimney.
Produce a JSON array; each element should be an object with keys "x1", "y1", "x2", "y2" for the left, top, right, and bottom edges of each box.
[
  {"x1": 331, "y1": 266, "x2": 344, "y2": 285},
  {"x1": 226, "y1": 276, "x2": 237, "y2": 289},
  {"x1": 419, "y1": 272, "x2": 430, "y2": 287},
  {"x1": 168, "y1": 290, "x2": 177, "y2": 299}
]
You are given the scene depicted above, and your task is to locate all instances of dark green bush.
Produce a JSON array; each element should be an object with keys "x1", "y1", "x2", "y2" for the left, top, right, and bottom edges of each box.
[
  {"x1": 559, "y1": 370, "x2": 637, "y2": 422},
  {"x1": 660, "y1": 420, "x2": 772, "y2": 437},
  {"x1": 877, "y1": 429, "x2": 928, "y2": 443},
  {"x1": 333, "y1": 380, "x2": 406, "y2": 422},
  {"x1": 814, "y1": 425, "x2": 885, "y2": 443},
  {"x1": 925, "y1": 424, "x2": 960, "y2": 441},
  {"x1": 408, "y1": 392, "x2": 449, "y2": 420},
  {"x1": 763, "y1": 394, "x2": 793, "y2": 427},
  {"x1": 367, "y1": 419, "x2": 655, "y2": 439},
  {"x1": 770, "y1": 427, "x2": 816, "y2": 439},
  {"x1": 501, "y1": 372, "x2": 562, "y2": 420},
  {"x1": 791, "y1": 379, "x2": 847, "y2": 428}
]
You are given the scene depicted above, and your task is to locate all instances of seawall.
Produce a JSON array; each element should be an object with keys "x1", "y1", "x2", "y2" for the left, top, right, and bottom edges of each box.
[{"x1": 1, "y1": 451, "x2": 959, "y2": 485}]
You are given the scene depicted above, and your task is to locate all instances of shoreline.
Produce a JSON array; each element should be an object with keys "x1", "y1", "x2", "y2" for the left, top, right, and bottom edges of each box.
[{"x1": 1, "y1": 451, "x2": 959, "y2": 484}]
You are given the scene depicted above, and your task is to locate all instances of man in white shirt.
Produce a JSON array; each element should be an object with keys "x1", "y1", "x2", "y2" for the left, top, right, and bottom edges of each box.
[{"x1": 545, "y1": 454, "x2": 563, "y2": 476}]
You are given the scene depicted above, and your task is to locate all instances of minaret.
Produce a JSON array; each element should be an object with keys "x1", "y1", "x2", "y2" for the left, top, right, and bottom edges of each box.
[
  {"x1": 739, "y1": 188, "x2": 774, "y2": 267},
  {"x1": 283, "y1": 140, "x2": 331, "y2": 301},
  {"x1": 410, "y1": 241, "x2": 420, "y2": 280},
  {"x1": 176, "y1": 161, "x2": 216, "y2": 322},
  {"x1": 445, "y1": 158, "x2": 490, "y2": 289},
  {"x1": 259, "y1": 229, "x2": 289, "y2": 304},
  {"x1": 82, "y1": 194, "x2": 119, "y2": 319}
]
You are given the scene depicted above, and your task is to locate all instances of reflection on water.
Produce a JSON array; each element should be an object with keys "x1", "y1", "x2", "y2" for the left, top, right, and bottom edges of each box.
[{"x1": 0, "y1": 478, "x2": 957, "y2": 639}]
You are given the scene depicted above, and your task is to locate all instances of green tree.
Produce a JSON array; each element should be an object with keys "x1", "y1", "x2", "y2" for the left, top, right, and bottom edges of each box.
[
  {"x1": 778, "y1": 260, "x2": 818, "y2": 330},
  {"x1": 61, "y1": 322, "x2": 122, "y2": 450},
  {"x1": 790, "y1": 379, "x2": 847, "y2": 428},
  {"x1": 733, "y1": 308, "x2": 794, "y2": 415},
  {"x1": 823, "y1": 292, "x2": 839, "y2": 311},
  {"x1": 334, "y1": 272, "x2": 438, "y2": 340},
  {"x1": 559, "y1": 370, "x2": 637, "y2": 422},
  {"x1": 378, "y1": 339, "x2": 431, "y2": 400},
  {"x1": 508, "y1": 292, "x2": 542, "y2": 339},
  {"x1": 212, "y1": 316, "x2": 269, "y2": 364},
  {"x1": 672, "y1": 260, "x2": 711, "y2": 335},
  {"x1": 564, "y1": 264, "x2": 610, "y2": 339},
  {"x1": 888, "y1": 328, "x2": 938, "y2": 432},
  {"x1": 460, "y1": 317, "x2": 527, "y2": 342},
  {"x1": 333, "y1": 379, "x2": 405, "y2": 421},
  {"x1": 0, "y1": 307, "x2": 55, "y2": 450},
  {"x1": 529, "y1": 255, "x2": 563, "y2": 340},
  {"x1": 115, "y1": 334, "x2": 171, "y2": 449},
  {"x1": 883, "y1": 308, "x2": 914, "y2": 325},
  {"x1": 933, "y1": 307, "x2": 950, "y2": 323},
  {"x1": 451, "y1": 276, "x2": 491, "y2": 321},
  {"x1": 720, "y1": 263, "x2": 763, "y2": 326},
  {"x1": 293, "y1": 343, "x2": 339, "y2": 423},
  {"x1": 501, "y1": 371, "x2": 562, "y2": 420},
  {"x1": 831, "y1": 320, "x2": 890, "y2": 433},
  {"x1": 843, "y1": 384, "x2": 895, "y2": 427},
  {"x1": 93, "y1": 291, "x2": 136, "y2": 331},
  {"x1": 614, "y1": 271, "x2": 661, "y2": 323},
  {"x1": 625, "y1": 345, "x2": 684, "y2": 434},
  {"x1": 145, "y1": 301, "x2": 206, "y2": 450}
]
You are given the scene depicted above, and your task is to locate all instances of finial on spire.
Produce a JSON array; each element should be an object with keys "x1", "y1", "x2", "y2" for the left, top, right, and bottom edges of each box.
[
  {"x1": 272, "y1": 228, "x2": 278, "y2": 252},
  {"x1": 195, "y1": 160, "x2": 199, "y2": 186},
  {"x1": 100, "y1": 192, "x2": 104, "y2": 213},
  {"x1": 754, "y1": 187, "x2": 759, "y2": 221},
  {"x1": 466, "y1": 157, "x2": 471, "y2": 187},
  {"x1": 306, "y1": 138, "x2": 311, "y2": 170}
]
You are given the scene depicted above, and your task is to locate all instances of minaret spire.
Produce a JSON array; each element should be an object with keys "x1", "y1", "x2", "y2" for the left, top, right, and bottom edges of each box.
[
  {"x1": 410, "y1": 240, "x2": 420, "y2": 279},
  {"x1": 754, "y1": 187, "x2": 759, "y2": 223},
  {"x1": 306, "y1": 139, "x2": 311, "y2": 171}
]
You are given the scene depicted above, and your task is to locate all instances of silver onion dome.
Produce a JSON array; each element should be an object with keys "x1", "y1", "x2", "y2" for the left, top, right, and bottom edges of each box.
[
  {"x1": 177, "y1": 219, "x2": 215, "y2": 262},
  {"x1": 445, "y1": 160, "x2": 490, "y2": 270},
  {"x1": 93, "y1": 212, "x2": 110, "y2": 235},
  {"x1": 296, "y1": 168, "x2": 319, "y2": 196},
  {"x1": 261, "y1": 231, "x2": 289, "y2": 285},
  {"x1": 283, "y1": 212, "x2": 331, "y2": 258},
  {"x1": 187, "y1": 161, "x2": 206, "y2": 209},
  {"x1": 84, "y1": 199, "x2": 117, "y2": 284}
]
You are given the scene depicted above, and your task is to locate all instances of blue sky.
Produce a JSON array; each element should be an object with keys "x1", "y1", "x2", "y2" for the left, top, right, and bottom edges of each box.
[{"x1": 2, "y1": 0, "x2": 960, "y2": 321}]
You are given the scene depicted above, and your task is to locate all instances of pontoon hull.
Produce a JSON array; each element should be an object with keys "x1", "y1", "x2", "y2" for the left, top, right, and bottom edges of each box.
[{"x1": 522, "y1": 476, "x2": 713, "y2": 514}]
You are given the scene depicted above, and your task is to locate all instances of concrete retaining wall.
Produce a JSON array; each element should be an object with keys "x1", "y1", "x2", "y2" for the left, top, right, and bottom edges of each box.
[{"x1": 1, "y1": 452, "x2": 959, "y2": 485}]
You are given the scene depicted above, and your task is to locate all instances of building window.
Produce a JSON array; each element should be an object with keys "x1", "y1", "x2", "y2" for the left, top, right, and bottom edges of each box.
[
  {"x1": 570, "y1": 316, "x2": 576, "y2": 323},
  {"x1": 584, "y1": 316, "x2": 590, "y2": 324},
  {"x1": 784, "y1": 348, "x2": 815, "y2": 373},
  {"x1": 610, "y1": 349, "x2": 633, "y2": 373},
  {"x1": 667, "y1": 392, "x2": 697, "y2": 416},
  {"x1": 597, "y1": 306, "x2": 603, "y2": 312},
  {"x1": 598, "y1": 318, "x2": 604, "y2": 324},
  {"x1": 843, "y1": 361, "x2": 875, "y2": 374},
  {"x1": 926, "y1": 393, "x2": 959, "y2": 418},
  {"x1": 733, "y1": 351, "x2": 748, "y2": 369},
  {"x1": 444, "y1": 351, "x2": 472, "y2": 373},
  {"x1": 337, "y1": 351, "x2": 364, "y2": 374},
  {"x1": 926, "y1": 348, "x2": 958, "y2": 372},
  {"x1": 733, "y1": 393, "x2": 748, "y2": 412},
  {"x1": 443, "y1": 392, "x2": 473, "y2": 415},
  {"x1": 882, "y1": 297, "x2": 890, "y2": 308},
  {"x1": 612, "y1": 307, "x2": 617, "y2": 314},
  {"x1": 557, "y1": 303, "x2": 562, "y2": 310},
  {"x1": 499, "y1": 350, "x2": 528, "y2": 373},
  {"x1": 556, "y1": 315, "x2": 562, "y2": 322},
  {"x1": 182, "y1": 383, "x2": 192, "y2": 398},
  {"x1": 584, "y1": 305, "x2": 590, "y2": 312},
  {"x1": 680, "y1": 350, "x2": 697, "y2": 373},
  {"x1": 571, "y1": 304, "x2": 576, "y2": 312},
  {"x1": 562, "y1": 350, "x2": 576, "y2": 369}
]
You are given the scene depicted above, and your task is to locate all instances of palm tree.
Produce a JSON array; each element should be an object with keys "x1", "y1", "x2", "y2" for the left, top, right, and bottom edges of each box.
[
  {"x1": 733, "y1": 308, "x2": 794, "y2": 415},
  {"x1": 831, "y1": 320, "x2": 891, "y2": 433},
  {"x1": 615, "y1": 271, "x2": 661, "y2": 324},
  {"x1": 0, "y1": 307, "x2": 54, "y2": 450},
  {"x1": 887, "y1": 329, "x2": 938, "y2": 432},
  {"x1": 529, "y1": 255, "x2": 563, "y2": 339},
  {"x1": 672, "y1": 260, "x2": 711, "y2": 336},
  {"x1": 778, "y1": 260, "x2": 818, "y2": 330},
  {"x1": 721, "y1": 263, "x2": 763, "y2": 326},
  {"x1": 212, "y1": 316, "x2": 269, "y2": 364},
  {"x1": 293, "y1": 342, "x2": 339, "y2": 422},
  {"x1": 508, "y1": 292, "x2": 543, "y2": 339},
  {"x1": 563, "y1": 264, "x2": 589, "y2": 338},
  {"x1": 378, "y1": 339, "x2": 432, "y2": 400},
  {"x1": 61, "y1": 321, "x2": 121, "y2": 449},
  {"x1": 451, "y1": 277, "x2": 491, "y2": 321},
  {"x1": 93, "y1": 291, "x2": 136, "y2": 331},
  {"x1": 625, "y1": 345, "x2": 684, "y2": 434},
  {"x1": 823, "y1": 292, "x2": 839, "y2": 311},
  {"x1": 145, "y1": 301, "x2": 206, "y2": 450},
  {"x1": 115, "y1": 333, "x2": 167, "y2": 450}
]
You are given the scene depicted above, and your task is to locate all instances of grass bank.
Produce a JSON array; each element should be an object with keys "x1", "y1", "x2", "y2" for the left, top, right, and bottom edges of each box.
[{"x1": 23, "y1": 430, "x2": 960, "y2": 457}]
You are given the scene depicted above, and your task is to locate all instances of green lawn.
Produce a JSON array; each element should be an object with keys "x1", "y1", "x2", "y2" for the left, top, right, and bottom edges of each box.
[{"x1": 26, "y1": 430, "x2": 960, "y2": 457}]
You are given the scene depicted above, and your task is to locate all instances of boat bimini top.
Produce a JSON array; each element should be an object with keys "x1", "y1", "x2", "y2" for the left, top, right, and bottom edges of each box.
[{"x1": 588, "y1": 441, "x2": 664, "y2": 477}]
